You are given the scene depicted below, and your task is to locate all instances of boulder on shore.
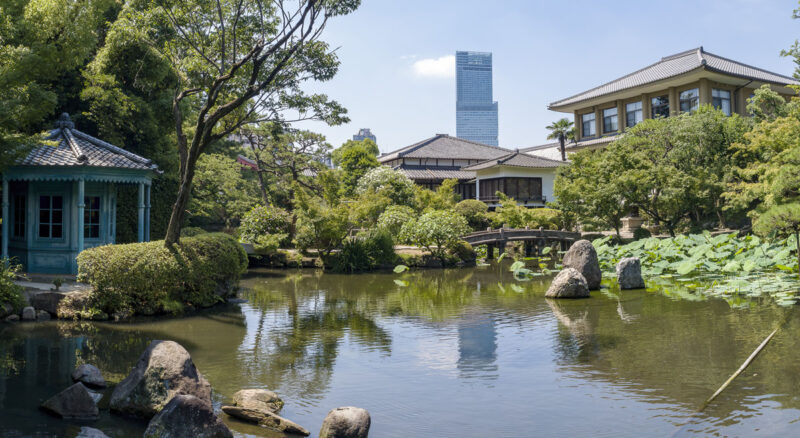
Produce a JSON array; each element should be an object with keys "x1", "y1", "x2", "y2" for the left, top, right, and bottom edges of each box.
[
  {"x1": 74, "y1": 427, "x2": 110, "y2": 438},
  {"x1": 71, "y1": 364, "x2": 107, "y2": 389},
  {"x1": 231, "y1": 388, "x2": 284, "y2": 413},
  {"x1": 37, "y1": 309, "x2": 51, "y2": 321},
  {"x1": 21, "y1": 306, "x2": 36, "y2": 321},
  {"x1": 222, "y1": 406, "x2": 310, "y2": 436},
  {"x1": 144, "y1": 394, "x2": 232, "y2": 438},
  {"x1": 545, "y1": 268, "x2": 590, "y2": 299},
  {"x1": 110, "y1": 340, "x2": 211, "y2": 419},
  {"x1": 40, "y1": 383, "x2": 99, "y2": 420},
  {"x1": 562, "y1": 240, "x2": 602, "y2": 290},
  {"x1": 617, "y1": 257, "x2": 645, "y2": 289},
  {"x1": 319, "y1": 407, "x2": 371, "y2": 438}
]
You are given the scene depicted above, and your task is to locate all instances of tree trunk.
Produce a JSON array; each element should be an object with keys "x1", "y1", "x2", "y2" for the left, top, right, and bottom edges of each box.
[
  {"x1": 559, "y1": 136, "x2": 566, "y2": 161},
  {"x1": 164, "y1": 167, "x2": 196, "y2": 245}
]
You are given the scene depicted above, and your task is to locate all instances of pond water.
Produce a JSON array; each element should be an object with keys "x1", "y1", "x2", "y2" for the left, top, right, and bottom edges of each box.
[{"x1": 2, "y1": 265, "x2": 800, "y2": 437}]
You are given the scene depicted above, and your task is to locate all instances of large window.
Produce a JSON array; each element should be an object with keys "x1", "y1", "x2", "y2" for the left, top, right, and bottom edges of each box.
[
  {"x1": 84, "y1": 196, "x2": 100, "y2": 239},
  {"x1": 38, "y1": 195, "x2": 63, "y2": 239},
  {"x1": 581, "y1": 112, "x2": 596, "y2": 137},
  {"x1": 679, "y1": 88, "x2": 699, "y2": 113},
  {"x1": 651, "y1": 96, "x2": 669, "y2": 118},
  {"x1": 479, "y1": 177, "x2": 543, "y2": 202},
  {"x1": 712, "y1": 88, "x2": 731, "y2": 116},
  {"x1": 626, "y1": 101, "x2": 643, "y2": 127},
  {"x1": 603, "y1": 107, "x2": 618, "y2": 133},
  {"x1": 13, "y1": 195, "x2": 25, "y2": 238}
]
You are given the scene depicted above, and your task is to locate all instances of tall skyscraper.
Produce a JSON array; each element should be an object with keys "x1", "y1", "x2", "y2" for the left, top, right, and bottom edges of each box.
[
  {"x1": 456, "y1": 51, "x2": 499, "y2": 146},
  {"x1": 352, "y1": 128, "x2": 377, "y2": 143}
]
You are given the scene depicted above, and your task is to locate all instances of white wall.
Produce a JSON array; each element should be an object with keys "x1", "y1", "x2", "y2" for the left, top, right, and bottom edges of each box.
[{"x1": 475, "y1": 166, "x2": 558, "y2": 207}]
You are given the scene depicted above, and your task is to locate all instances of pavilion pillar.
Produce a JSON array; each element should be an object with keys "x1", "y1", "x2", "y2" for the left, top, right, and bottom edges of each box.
[
  {"x1": 77, "y1": 178, "x2": 85, "y2": 253},
  {"x1": 145, "y1": 183, "x2": 151, "y2": 242},
  {"x1": 2, "y1": 177, "x2": 8, "y2": 261},
  {"x1": 137, "y1": 182, "x2": 145, "y2": 243}
]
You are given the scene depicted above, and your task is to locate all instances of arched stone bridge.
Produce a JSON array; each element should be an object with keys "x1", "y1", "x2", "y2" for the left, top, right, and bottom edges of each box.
[{"x1": 461, "y1": 228, "x2": 582, "y2": 258}]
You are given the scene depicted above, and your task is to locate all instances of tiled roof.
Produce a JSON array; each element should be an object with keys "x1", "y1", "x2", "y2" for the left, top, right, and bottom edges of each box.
[
  {"x1": 17, "y1": 113, "x2": 158, "y2": 171},
  {"x1": 394, "y1": 165, "x2": 475, "y2": 181},
  {"x1": 463, "y1": 150, "x2": 566, "y2": 171},
  {"x1": 379, "y1": 134, "x2": 510, "y2": 163},
  {"x1": 521, "y1": 136, "x2": 617, "y2": 160},
  {"x1": 550, "y1": 47, "x2": 800, "y2": 109}
]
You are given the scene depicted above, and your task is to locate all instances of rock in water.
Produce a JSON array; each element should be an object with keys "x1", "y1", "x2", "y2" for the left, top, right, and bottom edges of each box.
[
  {"x1": 231, "y1": 388, "x2": 284, "y2": 413},
  {"x1": 21, "y1": 306, "x2": 36, "y2": 321},
  {"x1": 36, "y1": 310, "x2": 51, "y2": 320},
  {"x1": 222, "y1": 406, "x2": 310, "y2": 436},
  {"x1": 617, "y1": 257, "x2": 645, "y2": 289},
  {"x1": 562, "y1": 240, "x2": 602, "y2": 290},
  {"x1": 40, "y1": 383, "x2": 99, "y2": 420},
  {"x1": 71, "y1": 364, "x2": 107, "y2": 389},
  {"x1": 110, "y1": 340, "x2": 211, "y2": 419},
  {"x1": 545, "y1": 268, "x2": 590, "y2": 298},
  {"x1": 75, "y1": 427, "x2": 110, "y2": 438},
  {"x1": 144, "y1": 394, "x2": 232, "y2": 438},
  {"x1": 319, "y1": 407, "x2": 372, "y2": 438}
]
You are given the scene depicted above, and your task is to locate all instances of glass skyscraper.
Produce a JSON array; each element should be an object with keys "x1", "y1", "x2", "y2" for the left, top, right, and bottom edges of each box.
[{"x1": 456, "y1": 51, "x2": 499, "y2": 146}]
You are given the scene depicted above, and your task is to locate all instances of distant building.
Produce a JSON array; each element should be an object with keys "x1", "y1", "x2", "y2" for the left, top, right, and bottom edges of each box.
[
  {"x1": 456, "y1": 51, "x2": 499, "y2": 147},
  {"x1": 352, "y1": 128, "x2": 377, "y2": 143}
]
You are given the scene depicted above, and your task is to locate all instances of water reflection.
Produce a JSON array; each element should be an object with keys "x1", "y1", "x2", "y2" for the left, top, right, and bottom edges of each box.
[{"x1": 2, "y1": 267, "x2": 800, "y2": 437}]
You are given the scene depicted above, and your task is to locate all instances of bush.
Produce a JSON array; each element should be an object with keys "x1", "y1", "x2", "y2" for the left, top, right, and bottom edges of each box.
[
  {"x1": 332, "y1": 229, "x2": 396, "y2": 273},
  {"x1": 239, "y1": 205, "x2": 291, "y2": 251},
  {"x1": 356, "y1": 166, "x2": 416, "y2": 207},
  {"x1": 527, "y1": 208, "x2": 562, "y2": 230},
  {"x1": 633, "y1": 227, "x2": 652, "y2": 240},
  {"x1": 376, "y1": 205, "x2": 415, "y2": 236},
  {"x1": 454, "y1": 199, "x2": 489, "y2": 231},
  {"x1": 0, "y1": 259, "x2": 24, "y2": 312},
  {"x1": 399, "y1": 210, "x2": 470, "y2": 264},
  {"x1": 180, "y1": 227, "x2": 208, "y2": 237},
  {"x1": 447, "y1": 240, "x2": 476, "y2": 263},
  {"x1": 77, "y1": 233, "x2": 248, "y2": 318}
]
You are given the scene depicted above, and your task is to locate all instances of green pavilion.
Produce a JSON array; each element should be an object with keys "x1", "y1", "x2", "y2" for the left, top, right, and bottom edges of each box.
[{"x1": 1, "y1": 113, "x2": 159, "y2": 274}]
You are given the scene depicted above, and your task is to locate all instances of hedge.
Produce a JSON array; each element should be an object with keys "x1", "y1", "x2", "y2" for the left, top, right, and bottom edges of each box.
[{"x1": 77, "y1": 233, "x2": 248, "y2": 318}]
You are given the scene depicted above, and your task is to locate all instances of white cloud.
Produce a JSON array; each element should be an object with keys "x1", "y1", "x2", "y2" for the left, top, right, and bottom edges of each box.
[{"x1": 412, "y1": 55, "x2": 455, "y2": 78}]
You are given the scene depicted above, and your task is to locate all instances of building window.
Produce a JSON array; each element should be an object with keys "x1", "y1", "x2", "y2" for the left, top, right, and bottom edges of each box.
[
  {"x1": 712, "y1": 88, "x2": 731, "y2": 116},
  {"x1": 603, "y1": 108, "x2": 618, "y2": 133},
  {"x1": 479, "y1": 177, "x2": 542, "y2": 202},
  {"x1": 38, "y1": 195, "x2": 63, "y2": 239},
  {"x1": 626, "y1": 102, "x2": 643, "y2": 127},
  {"x1": 651, "y1": 96, "x2": 669, "y2": 118},
  {"x1": 13, "y1": 195, "x2": 25, "y2": 238},
  {"x1": 679, "y1": 88, "x2": 699, "y2": 113},
  {"x1": 84, "y1": 196, "x2": 100, "y2": 239},
  {"x1": 581, "y1": 113, "x2": 596, "y2": 137}
]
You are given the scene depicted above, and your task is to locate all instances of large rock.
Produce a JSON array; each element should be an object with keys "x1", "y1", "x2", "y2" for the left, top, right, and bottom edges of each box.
[
  {"x1": 144, "y1": 394, "x2": 232, "y2": 438},
  {"x1": 74, "y1": 427, "x2": 110, "y2": 438},
  {"x1": 40, "y1": 383, "x2": 99, "y2": 420},
  {"x1": 221, "y1": 406, "x2": 309, "y2": 436},
  {"x1": 37, "y1": 309, "x2": 51, "y2": 321},
  {"x1": 616, "y1": 257, "x2": 645, "y2": 289},
  {"x1": 21, "y1": 306, "x2": 36, "y2": 321},
  {"x1": 71, "y1": 364, "x2": 106, "y2": 389},
  {"x1": 231, "y1": 388, "x2": 283, "y2": 413},
  {"x1": 319, "y1": 407, "x2": 371, "y2": 438},
  {"x1": 545, "y1": 268, "x2": 590, "y2": 299},
  {"x1": 29, "y1": 292, "x2": 67, "y2": 316},
  {"x1": 110, "y1": 340, "x2": 211, "y2": 419},
  {"x1": 562, "y1": 240, "x2": 602, "y2": 290}
]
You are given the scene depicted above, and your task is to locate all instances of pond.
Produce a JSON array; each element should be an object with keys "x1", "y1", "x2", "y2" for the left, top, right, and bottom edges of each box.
[{"x1": 2, "y1": 265, "x2": 800, "y2": 437}]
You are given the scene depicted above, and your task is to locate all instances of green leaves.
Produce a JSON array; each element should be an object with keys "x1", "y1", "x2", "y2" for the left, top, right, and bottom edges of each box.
[{"x1": 393, "y1": 265, "x2": 409, "y2": 274}]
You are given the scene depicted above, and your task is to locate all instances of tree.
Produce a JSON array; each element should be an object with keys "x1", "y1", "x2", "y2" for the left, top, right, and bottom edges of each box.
[
  {"x1": 399, "y1": 210, "x2": 470, "y2": 265},
  {"x1": 332, "y1": 138, "x2": 379, "y2": 164},
  {"x1": 753, "y1": 203, "x2": 800, "y2": 272},
  {"x1": 781, "y1": 0, "x2": 800, "y2": 79},
  {"x1": 332, "y1": 139, "x2": 379, "y2": 195},
  {"x1": 414, "y1": 179, "x2": 460, "y2": 212},
  {"x1": 546, "y1": 118, "x2": 574, "y2": 161},
  {"x1": 189, "y1": 154, "x2": 260, "y2": 229},
  {"x1": 293, "y1": 186, "x2": 353, "y2": 258},
  {"x1": 109, "y1": 0, "x2": 358, "y2": 245},
  {"x1": 356, "y1": 166, "x2": 416, "y2": 207},
  {"x1": 454, "y1": 199, "x2": 489, "y2": 231}
]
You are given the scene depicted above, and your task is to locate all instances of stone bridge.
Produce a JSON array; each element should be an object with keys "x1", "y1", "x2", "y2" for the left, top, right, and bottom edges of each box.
[{"x1": 461, "y1": 228, "x2": 582, "y2": 258}]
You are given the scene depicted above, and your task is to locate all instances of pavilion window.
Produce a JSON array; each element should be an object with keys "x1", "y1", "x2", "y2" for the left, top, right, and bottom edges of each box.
[
  {"x1": 603, "y1": 107, "x2": 618, "y2": 133},
  {"x1": 651, "y1": 95, "x2": 669, "y2": 118},
  {"x1": 12, "y1": 195, "x2": 25, "y2": 238},
  {"x1": 679, "y1": 88, "x2": 699, "y2": 113},
  {"x1": 84, "y1": 196, "x2": 100, "y2": 239},
  {"x1": 712, "y1": 89, "x2": 731, "y2": 116},
  {"x1": 581, "y1": 112, "x2": 596, "y2": 137},
  {"x1": 626, "y1": 101, "x2": 643, "y2": 127},
  {"x1": 38, "y1": 195, "x2": 63, "y2": 239}
]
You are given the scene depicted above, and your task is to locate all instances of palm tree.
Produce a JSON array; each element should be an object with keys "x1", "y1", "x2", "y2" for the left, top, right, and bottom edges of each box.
[{"x1": 546, "y1": 118, "x2": 575, "y2": 161}]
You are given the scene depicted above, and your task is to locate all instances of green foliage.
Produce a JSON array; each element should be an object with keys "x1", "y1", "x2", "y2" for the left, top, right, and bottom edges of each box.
[
  {"x1": 376, "y1": 205, "x2": 416, "y2": 236},
  {"x1": 633, "y1": 227, "x2": 652, "y2": 240},
  {"x1": 293, "y1": 190, "x2": 352, "y2": 258},
  {"x1": 356, "y1": 166, "x2": 416, "y2": 207},
  {"x1": 332, "y1": 139, "x2": 380, "y2": 195},
  {"x1": 493, "y1": 194, "x2": 563, "y2": 230},
  {"x1": 414, "y1": 179, "x2": 461, "y2": 212},
  {"x1": 399, "y1": 210, "x2": 470, "y2": 264},
  {"x1": 447, "y1": 240, "x2": 476, "y2": 263},
  {"x1": 180, "y1": 227, "x2": 208, "y2": 237},
  {"x1": 454, "y1": 199, "x2": 489, "y2": 231},
  {"x1": 0, "y1": 259, "x2": 24, "y2": 311},
  {"x1": 77, "y1": 233, "x2": 248, "y2": 317},
  {"x1": 332, "y1": 229, "x2": 396, "y2": 273},
  {"x1": 546, "y1": 118, "x2": 574, "y2": 161},
  {"x1": 238, "y1": 205, "x2": 291, "y2": 252},
  {"x1": 189, "y1": 153, "x2": 260, "y2": 229},
  {"x1": 753, "y1": 203, "x2": 800, "y2": 271}
]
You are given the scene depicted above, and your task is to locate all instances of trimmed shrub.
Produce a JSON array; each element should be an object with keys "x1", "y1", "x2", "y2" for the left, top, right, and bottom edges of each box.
[
  {"x1": 454, "y1": 199, "x2": 489, "y2": 231},
  {"x1": 447, "y1": 240, "x2": 476, "y2": 263},
  {"x1": 376, "y1": 205, "x2": 415, "y2": 236},
  {"x1": 77, "y1": 233, "x2": 248, "y2": 318},
  {"x1": 239, "y1": 205, "x2": 291, "y2": 248},
  {"x1": 332, "y1": 229, "x2": 397, "y2": 273},
  {"x1": 633, "y1": 227, "x2": 652, "y2": 240},
  {"x1": 180, "y1": 227, "x2": 208, "y2": 237}
]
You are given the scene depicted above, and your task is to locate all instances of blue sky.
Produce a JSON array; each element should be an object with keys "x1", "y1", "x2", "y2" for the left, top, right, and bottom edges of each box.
[{"x1": 301, "y1": 0, "x2": 800, "y2": 153}]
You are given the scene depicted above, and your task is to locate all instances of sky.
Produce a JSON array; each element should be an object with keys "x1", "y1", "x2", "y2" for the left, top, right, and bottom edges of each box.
[{"x1": 300, "y1": 0, "x2": 800, "y2": 153}]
